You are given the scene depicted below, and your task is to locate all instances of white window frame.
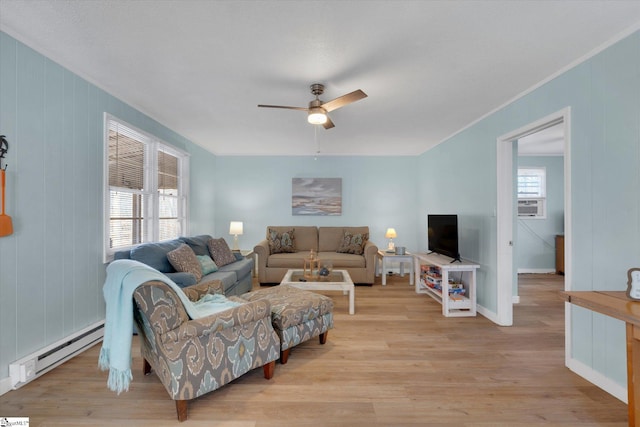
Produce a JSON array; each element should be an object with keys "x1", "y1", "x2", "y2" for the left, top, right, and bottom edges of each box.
[
  {"x1": 517, "y1": 167, "x2": 546, "y2": 219},
  {"x1": 103, "y1": 113, "x2": 190, "y2": 262}
]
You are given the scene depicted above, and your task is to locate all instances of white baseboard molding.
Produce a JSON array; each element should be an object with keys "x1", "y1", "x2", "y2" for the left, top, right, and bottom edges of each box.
[
  {"x1": 0, "y1": 375, "x2": 13, "y2": 396},
  {"x1": 476, "y1": 304, "x2": 500, "y2": 325},
  {"x1": 477, "y1": 304, "x2": 515, "y2": 326},
  {"x1": 517, "y1": 268, "x2": 556, "y2": 274},
  {"x1": 512, "y1": 295, "x2": 520, "y2": 304},
  {"x1": 566, "y1": 357, "x2": 627, "y2": 403}
]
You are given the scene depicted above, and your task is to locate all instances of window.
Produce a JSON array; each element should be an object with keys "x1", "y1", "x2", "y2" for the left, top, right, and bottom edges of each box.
[
  {"x1": 517, "y1": 167, "x2": 546, "y2": 218},
  {"x1": 104, "y1": 114, "x2": 189, "y2": 261}
]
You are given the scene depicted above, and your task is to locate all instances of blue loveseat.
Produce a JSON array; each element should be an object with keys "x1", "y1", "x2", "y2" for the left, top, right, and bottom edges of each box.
[{"x1": 113, "y1": 235, "x2": 254, "y2": 296}]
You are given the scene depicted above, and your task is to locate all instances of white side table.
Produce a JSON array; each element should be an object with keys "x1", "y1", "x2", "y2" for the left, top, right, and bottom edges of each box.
[
  {"x1": 376, "y1": 250, "x2": 414, "y2": 286},
  {"x1": 239, "y1": 249, "x2": 257, "y2": 277}
]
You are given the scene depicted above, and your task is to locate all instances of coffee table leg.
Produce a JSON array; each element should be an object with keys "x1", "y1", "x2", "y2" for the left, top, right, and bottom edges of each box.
[{"x1": 349, "y1": 287, "x2": 355, "y2": 315}]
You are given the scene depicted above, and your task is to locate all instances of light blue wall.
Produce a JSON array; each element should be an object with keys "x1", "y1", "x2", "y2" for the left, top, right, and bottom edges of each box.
[
  {"x1": 417, "y1": 31, "x2": 640, "y2": 388},
  {"x1": 516, "y1": 156, "x2": 564, "y2": 271},
  {"x1": 0, "y1": 32, "x2": 216, "y2": 380},
  {"x1": 417, "y1": 124, "x2": 498, "y2": 308},
  {"x1": 212, "y1": 156, "x2": 419, "y2": 252}
]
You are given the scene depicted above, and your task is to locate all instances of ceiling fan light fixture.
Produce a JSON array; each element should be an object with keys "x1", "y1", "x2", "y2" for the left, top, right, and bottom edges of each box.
[{"x1": 307, "y1": 108, "x2": 327, "y2": 125}]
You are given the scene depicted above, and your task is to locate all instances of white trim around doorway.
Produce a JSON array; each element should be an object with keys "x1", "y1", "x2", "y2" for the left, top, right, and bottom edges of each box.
[{"x1": 495, "y1": 107, "x2": 572, "y2": 328}]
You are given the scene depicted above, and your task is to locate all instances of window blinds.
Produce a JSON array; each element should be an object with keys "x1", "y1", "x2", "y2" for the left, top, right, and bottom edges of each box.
[{"x1": 106, "y1": 117, "x2": 186, "y2": 253}]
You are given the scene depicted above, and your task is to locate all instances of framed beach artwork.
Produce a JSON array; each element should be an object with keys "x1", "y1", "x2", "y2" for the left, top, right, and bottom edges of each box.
[{"x1": 292, "y1": 178, "x2": 342, "y2": 216}]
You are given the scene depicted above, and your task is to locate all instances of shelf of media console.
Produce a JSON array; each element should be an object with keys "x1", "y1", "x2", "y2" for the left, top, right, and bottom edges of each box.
[{"x1": 413, "y1": 252, "x2": 480, "y2": 317}]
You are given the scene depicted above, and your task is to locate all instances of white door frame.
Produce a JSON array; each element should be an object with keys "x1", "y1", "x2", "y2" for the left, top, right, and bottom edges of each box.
[{"x1": 496, "y1": 107, "x2": 571, "y2": 327}]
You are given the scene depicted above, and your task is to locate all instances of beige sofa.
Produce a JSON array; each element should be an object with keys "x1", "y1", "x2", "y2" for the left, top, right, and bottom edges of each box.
[{"x1": 254, "y1": 226, "x2": 378, "y2": 285}]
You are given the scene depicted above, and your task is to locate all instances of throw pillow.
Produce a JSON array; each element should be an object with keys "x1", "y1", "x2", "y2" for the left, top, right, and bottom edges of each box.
[
  {"x1": 196, "y1": 255, "x2": 218, "y2": 275},
  {"x1": 267, "y1": 228, "x2": 296, "y2": 254},
  {"x1": 207, "y1": 238, "x2": 237, "y2": 267},
  {"x1": 337, "y1": 231, "x2": 369, "y2": 255},
  {"x1": 166, "y1": 244, "x2": 203, "y2": 282}
]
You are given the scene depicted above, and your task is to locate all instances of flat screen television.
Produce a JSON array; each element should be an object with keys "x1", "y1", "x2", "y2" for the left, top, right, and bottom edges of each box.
[{"x1": 427, "y1": 214, "x2": 461, "y2": 262}]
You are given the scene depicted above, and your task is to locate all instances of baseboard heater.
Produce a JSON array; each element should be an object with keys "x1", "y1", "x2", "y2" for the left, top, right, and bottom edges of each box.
[{"x1": 9, "y1": 320, "x2": 105, "y2": 389}]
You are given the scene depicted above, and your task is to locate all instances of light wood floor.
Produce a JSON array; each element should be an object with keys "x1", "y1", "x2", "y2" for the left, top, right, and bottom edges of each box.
[{"x1": 0, "y1": 273, "x2": 627, "y2": 426}]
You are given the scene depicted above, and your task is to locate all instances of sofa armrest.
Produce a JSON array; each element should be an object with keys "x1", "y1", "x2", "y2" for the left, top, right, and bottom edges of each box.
[
  {"x1": 254, "y1": 239, "x2": 269, "y2": 259},
  {"x1": 254, "y1": 239, "x2": 270, "y2": 282},
  {"x1": 181, "y1": 280, "x2": 223, "y2": 301},
  {"x1": 161, "y1": 298, "x2": 273, "y2": 344},
  {"x1": 363, "y1": 240, "x2": 378, "y2": 265}
]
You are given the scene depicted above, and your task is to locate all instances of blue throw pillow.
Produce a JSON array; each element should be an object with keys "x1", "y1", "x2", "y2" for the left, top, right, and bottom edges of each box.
[{"x1": 197, "y1": 255, "x2": 218, "y2": 275}]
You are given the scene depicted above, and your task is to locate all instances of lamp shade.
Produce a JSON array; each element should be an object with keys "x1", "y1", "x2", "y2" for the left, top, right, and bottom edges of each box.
[
  {"x1": 229, "y1": 221, "x2": 243, "y2": 235},
  {"x1": 385, "y1": 228, "x2": 397, "y2": 239}
]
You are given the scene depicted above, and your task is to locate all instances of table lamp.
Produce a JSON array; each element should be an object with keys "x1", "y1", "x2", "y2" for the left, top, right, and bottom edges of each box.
[
  {"x1": 229, "y1": 221, "x2": 243, "y2": 251},
  {"x1": 385, "y1": 228, "x2": 397, "y2": 251}
]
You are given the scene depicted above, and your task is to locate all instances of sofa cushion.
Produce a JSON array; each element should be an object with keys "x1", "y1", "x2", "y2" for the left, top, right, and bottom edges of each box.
[
  {"x1": 207, "y1": 238, "x2": 237, "y2": 267},
  {"x1": 268, "y1": 226, "x2": 318, "y2": 252},
  {"x1": 266, "y1": 252, "x2": 308, "y2": 268},
  {"x1": 218, "y1": 256, "x2": 253, "y2": 279},
  {"x1": 337, "y1": 230, "x2": 369, "y2": 255},
  {"x1": 319, "y1": 226, "x2": 369, "y2": 252},
  {"x1": 179, "y1": 235, "x2": 212, "y2": 256},
  {"x1": 317, "y1": 252, "x2": 366, "y2": 268},
  {"x1": 267, "y1": 227, "x2": 297, "y2": 254},
  {"x1": 318, "y1": 227, "x2": 344, "y2": 252},
  {"x1": 165, "y1": 272, "x2": 198, "y2": 288},
  {"x1": 197, "y1": 255, "x2": 218, "y2": 275},
  {"x1": 201, "y1": 270, "x2": 238, "y2": 292},
  {"x1": 167, "y1": 244, "x2": 203, "y2": 282},
  {"x1": 130, "y1": 240, "x2": 182, "y2": 273}
]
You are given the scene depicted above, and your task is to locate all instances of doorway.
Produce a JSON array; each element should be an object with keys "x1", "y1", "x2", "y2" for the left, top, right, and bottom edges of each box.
[{"x1": 495, "y1": 107, "x2": 572, "y2": 326}]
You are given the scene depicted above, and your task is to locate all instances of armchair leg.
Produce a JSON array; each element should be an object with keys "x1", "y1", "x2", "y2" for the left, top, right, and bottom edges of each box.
[
  {"x1": 280, "y1": 349, "x2": 291, "y2": 364},
  {"x1": 263, "y1": 360, "x2": 275, "y2": 379},
  {"x1": 143, "y1": 358, "x2": 152, "y2": 375},
  {"x1": 319, "y1": 331, "x2": 328, "y2": 344},
  {"x1": 176, "y1": 400, "x2": 188, "y2": 422}
]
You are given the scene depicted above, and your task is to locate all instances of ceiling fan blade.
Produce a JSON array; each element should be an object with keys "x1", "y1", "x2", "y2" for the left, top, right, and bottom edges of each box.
[
  {"x1": 257, "y1": 104, "x2": 309, "y2": 112},
  {"x1": 323, "y1": 116, "x2": 335, "y2": 130},
  {"x1": 321, "y1": 89, "x2": 367, "y2": 112}
]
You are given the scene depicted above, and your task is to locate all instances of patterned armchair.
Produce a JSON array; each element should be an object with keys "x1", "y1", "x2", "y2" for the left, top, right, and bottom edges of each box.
[{"x1": 132, "y1": 280, "x2": 280, "y2": 421}]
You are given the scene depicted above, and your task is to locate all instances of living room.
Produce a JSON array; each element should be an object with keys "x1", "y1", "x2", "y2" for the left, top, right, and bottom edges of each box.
[{"x1": 1, "y1": 1, "x2": 640, "y2": 424}]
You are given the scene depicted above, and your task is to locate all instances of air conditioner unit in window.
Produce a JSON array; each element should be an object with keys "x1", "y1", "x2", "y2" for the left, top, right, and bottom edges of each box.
[{"x1": 518, "y1": 199, "x2": 544, "y2": 217}]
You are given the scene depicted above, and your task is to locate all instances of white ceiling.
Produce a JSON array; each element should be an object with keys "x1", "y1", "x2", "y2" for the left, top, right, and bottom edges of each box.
[{"x1": 1, "y1": 1, "x2": 640, "y2": 157}]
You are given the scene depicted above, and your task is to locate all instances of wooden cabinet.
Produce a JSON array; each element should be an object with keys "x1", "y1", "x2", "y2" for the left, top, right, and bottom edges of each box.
[{"x1": 555, "y1": 235, "x2": 564, "y2": 275}]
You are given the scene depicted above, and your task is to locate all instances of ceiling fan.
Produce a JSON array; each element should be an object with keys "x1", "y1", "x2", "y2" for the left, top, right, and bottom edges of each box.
[{"x1": 258, "y1": 83, "x2": 367, "y2": 129}]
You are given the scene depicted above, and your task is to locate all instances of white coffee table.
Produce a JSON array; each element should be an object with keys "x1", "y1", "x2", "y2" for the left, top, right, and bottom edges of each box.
[{"x1": 281, "y1": 269, "x2": 355, "y2": 315}]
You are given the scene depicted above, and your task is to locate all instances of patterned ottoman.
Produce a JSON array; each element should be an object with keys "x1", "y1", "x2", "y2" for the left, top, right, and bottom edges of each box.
[{"x1": 241, "y1": 284, "x2": 334, "y2": 364}]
